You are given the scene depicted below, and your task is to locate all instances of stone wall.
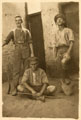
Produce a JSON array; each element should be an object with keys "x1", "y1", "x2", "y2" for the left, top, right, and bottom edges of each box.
[
  {"x1": 2, "y1": 3, "x2": 25, "y2": 82},
  {"x1": 41, "y1": 2, "x2": 60, "y2": 76}
]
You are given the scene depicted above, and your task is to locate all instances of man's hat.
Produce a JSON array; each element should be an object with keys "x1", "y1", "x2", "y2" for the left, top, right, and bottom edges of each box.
[
  {"x1": 54, "y1": 13, "x2": 65, "y2": 23},
  {"x1": 28, "y1": 57, "x2": 39, "y2": 65}
]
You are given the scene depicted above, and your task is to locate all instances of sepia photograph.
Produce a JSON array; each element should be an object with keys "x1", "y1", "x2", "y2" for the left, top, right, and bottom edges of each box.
[{"x1": 2, "y1": 0, "x2": 79, "y2": 119}]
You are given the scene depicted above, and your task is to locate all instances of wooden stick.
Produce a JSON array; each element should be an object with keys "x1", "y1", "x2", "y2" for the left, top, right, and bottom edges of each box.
[{"x1": 18, "y1": 92, "x2": 65, "y2": 99}]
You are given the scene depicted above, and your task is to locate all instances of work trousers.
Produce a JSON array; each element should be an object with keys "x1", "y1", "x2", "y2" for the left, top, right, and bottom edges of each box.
[
  {"x1": 11, "y1": 44, "x2": 30, "y2": 92},
  {"x1": 17, "y1": 84, "x2": 55, "y2": 96},
  {"x1": 56, "y1": 46, "x2": 71, "y2": 79}
]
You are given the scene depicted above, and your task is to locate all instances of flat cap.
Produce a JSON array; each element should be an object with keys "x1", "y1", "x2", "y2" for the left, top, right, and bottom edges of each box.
[
  {"x1": 28, "y1": 57, "x2": 39, "y2": 65},
  {"x1": 15, "y1": 15, "x2": 22, "y2": 18},
  {"x1": 54, "y1": 13, "x2": 65, "y2": 23}
]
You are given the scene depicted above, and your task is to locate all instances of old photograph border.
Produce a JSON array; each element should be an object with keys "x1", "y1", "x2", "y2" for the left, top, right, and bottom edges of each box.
[{"x1": 0, "y1": 0, "x2": 81, "y2": 119}]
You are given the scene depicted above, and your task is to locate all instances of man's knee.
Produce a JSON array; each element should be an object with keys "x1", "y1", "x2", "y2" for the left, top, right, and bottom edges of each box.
[
  {"x1": 17, "y1": 85, "x2": 24, "y2": 92},
  {"x1": 47, "y1": 85, "x2": 56, "y2": 93}
]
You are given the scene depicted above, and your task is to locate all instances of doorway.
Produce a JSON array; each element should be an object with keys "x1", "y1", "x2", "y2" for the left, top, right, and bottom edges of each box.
[{"x1": 28, "y1": 12, "x2": 46, "y2": 70}]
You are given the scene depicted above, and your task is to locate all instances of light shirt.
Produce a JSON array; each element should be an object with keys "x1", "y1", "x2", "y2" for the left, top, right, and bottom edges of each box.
[
  {"x1": 5, "y1": 28, "x2": 32, "y2": 44},
  {"x1": 21, "y1": 68, "x2": 49, "y2": 86},
  {"x1": 54, "y1": 27, "x2": 74, "y2": 47},
  {"x1": 32, "y1": 72, "x2": 36, "y2": 85}
]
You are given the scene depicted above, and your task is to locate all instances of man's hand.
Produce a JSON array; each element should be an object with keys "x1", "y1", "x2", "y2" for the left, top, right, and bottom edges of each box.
[
  {"x1": 32, "y1": 91, "x2": 45, "y2": 102},
  {"x1": 61, "y1": 52, "x2": 71, "y2": 64},
  {"x1": 31, "y1": 90, "x2": 37, "y2": 97},
  {"x1": 35, "y1": 92, "x2": 42, "y2": 97},
  {"x1": 63, "y1": 52, "x2": 71, "y2": 60},
  {"x1": 31, "y1": 53, "x2": 34, "y2": 57}
]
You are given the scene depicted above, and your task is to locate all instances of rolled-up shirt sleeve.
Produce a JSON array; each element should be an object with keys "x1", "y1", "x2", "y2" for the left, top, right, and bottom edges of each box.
[
  {"x1": 4, "y1": 31, "x2": 14, "y2": 44},
  {"x1": 41, "y1": 70, "x2": 49, "y2": 85},
  {"x1": 21, "y1": 69, "x2": 29, "y2": 84},
  {"x1": 68, "y1": 29, "x2": 74, "y2": 42}
]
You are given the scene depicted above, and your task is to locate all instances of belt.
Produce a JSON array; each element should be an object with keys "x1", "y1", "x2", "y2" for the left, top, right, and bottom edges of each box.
[
  {"x1": 15, "y1": 41, "x2": 28, "y2": 45},
  {"x1": 16, "y1": 41, "x2": 25, "y2": 44},
  {"x1": 56, "y1": 45, "x2": 69, "y2": 49}
]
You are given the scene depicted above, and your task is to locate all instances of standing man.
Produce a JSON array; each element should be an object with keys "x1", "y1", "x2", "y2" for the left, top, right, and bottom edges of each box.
[
  {"x1": 3, "y1": 15, "x2": 34, "y2": 96},
  {"x1": 54, "y1": 14, "x2": 74, "y2": 85}
]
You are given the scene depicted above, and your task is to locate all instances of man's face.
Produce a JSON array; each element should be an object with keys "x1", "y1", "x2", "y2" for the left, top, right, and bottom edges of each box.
[
  {"x1": 15, "y1": 17, "x2": 22, "y2": 27},
  {"x1": 30, "y1": 63, "x2": 38, "y2": 72},
  {"x1": 56, "y1": 17, "x2": 65, "y2": 26}
]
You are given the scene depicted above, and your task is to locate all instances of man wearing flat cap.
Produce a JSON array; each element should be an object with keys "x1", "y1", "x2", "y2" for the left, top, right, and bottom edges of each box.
[
  {"x1": 2, "y1": 15, "x2": 34, "y2": 96},
  {"x1": 54, "y1": 13, "x2": 74, "y2": 89},
  {"x1": 17, "y1": 57, "x2": 56, "y2": 98}
]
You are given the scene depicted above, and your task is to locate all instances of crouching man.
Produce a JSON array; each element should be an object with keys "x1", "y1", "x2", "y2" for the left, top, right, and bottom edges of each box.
[{"x1": 17, "y1": 57, "x2": 56, "y2": 101}]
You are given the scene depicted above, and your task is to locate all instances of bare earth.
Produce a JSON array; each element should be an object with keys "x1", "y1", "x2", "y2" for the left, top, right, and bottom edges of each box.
[{"x1": 2, "y1": 77, "x2": 79, "y2": 118}]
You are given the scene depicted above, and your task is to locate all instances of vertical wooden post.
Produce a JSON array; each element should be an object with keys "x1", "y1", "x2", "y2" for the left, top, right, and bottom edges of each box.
[
  {"x1": 25, "y1": 2, "x2": 29, "y2": 29},
  {"x1": 25, "y1": 2, "x2": 32, "y2": 32}
]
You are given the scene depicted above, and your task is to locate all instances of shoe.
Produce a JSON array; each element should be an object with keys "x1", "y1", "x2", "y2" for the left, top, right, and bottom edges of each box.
[
  {"x1": 11, "y1": 90, "x2": 17, "y2": 96},
  {"x1": 65, "y1": 79, "x2": 71, "y2": 85}
]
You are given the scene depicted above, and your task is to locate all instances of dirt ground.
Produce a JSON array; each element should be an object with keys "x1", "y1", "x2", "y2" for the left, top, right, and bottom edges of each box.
[{"x1": 2, "y1": 76, "x2": 79, "y2": 118}]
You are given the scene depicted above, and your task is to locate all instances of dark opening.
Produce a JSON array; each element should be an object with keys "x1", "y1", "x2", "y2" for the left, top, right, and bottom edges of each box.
[{"x1": 28, "y1": 12, "x2": 46, "y2": 70}]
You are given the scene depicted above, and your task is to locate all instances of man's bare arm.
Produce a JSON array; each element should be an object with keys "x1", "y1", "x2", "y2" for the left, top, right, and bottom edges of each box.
[
  {"x1": 63, "y1": 41, "x2": 74, "y2": 59},
  {"x1": 40, "y1": 83, "x2": 47, "y2": 95},
  {"x1": 2, "y1": 41, "x2": 7, "y2": 47},
  {"x1": 2, "y1": 31, "x2": 14, "y2": 47},
  {"x1": 22, "y1": 82, "x2": 36, "y2": 94},
  {"x1": 67, "y1": 41, "x2": 74, "y2": 55},
  {"x1": 36, "y1": 83, "x2": 47, "y2": 97},
  {"x1": 29, "y1": 43, "x2": 34, "y2": 57}
]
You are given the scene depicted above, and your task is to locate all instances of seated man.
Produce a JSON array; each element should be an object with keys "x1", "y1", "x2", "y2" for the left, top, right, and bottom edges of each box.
[{"x1": 17, "y1": 57, "x2": 56, "y2": 100}]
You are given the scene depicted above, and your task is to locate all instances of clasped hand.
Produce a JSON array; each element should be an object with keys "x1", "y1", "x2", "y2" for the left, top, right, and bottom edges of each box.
[{"x1": 32, "y1": 91, "x2": 42, "y2": 97}]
